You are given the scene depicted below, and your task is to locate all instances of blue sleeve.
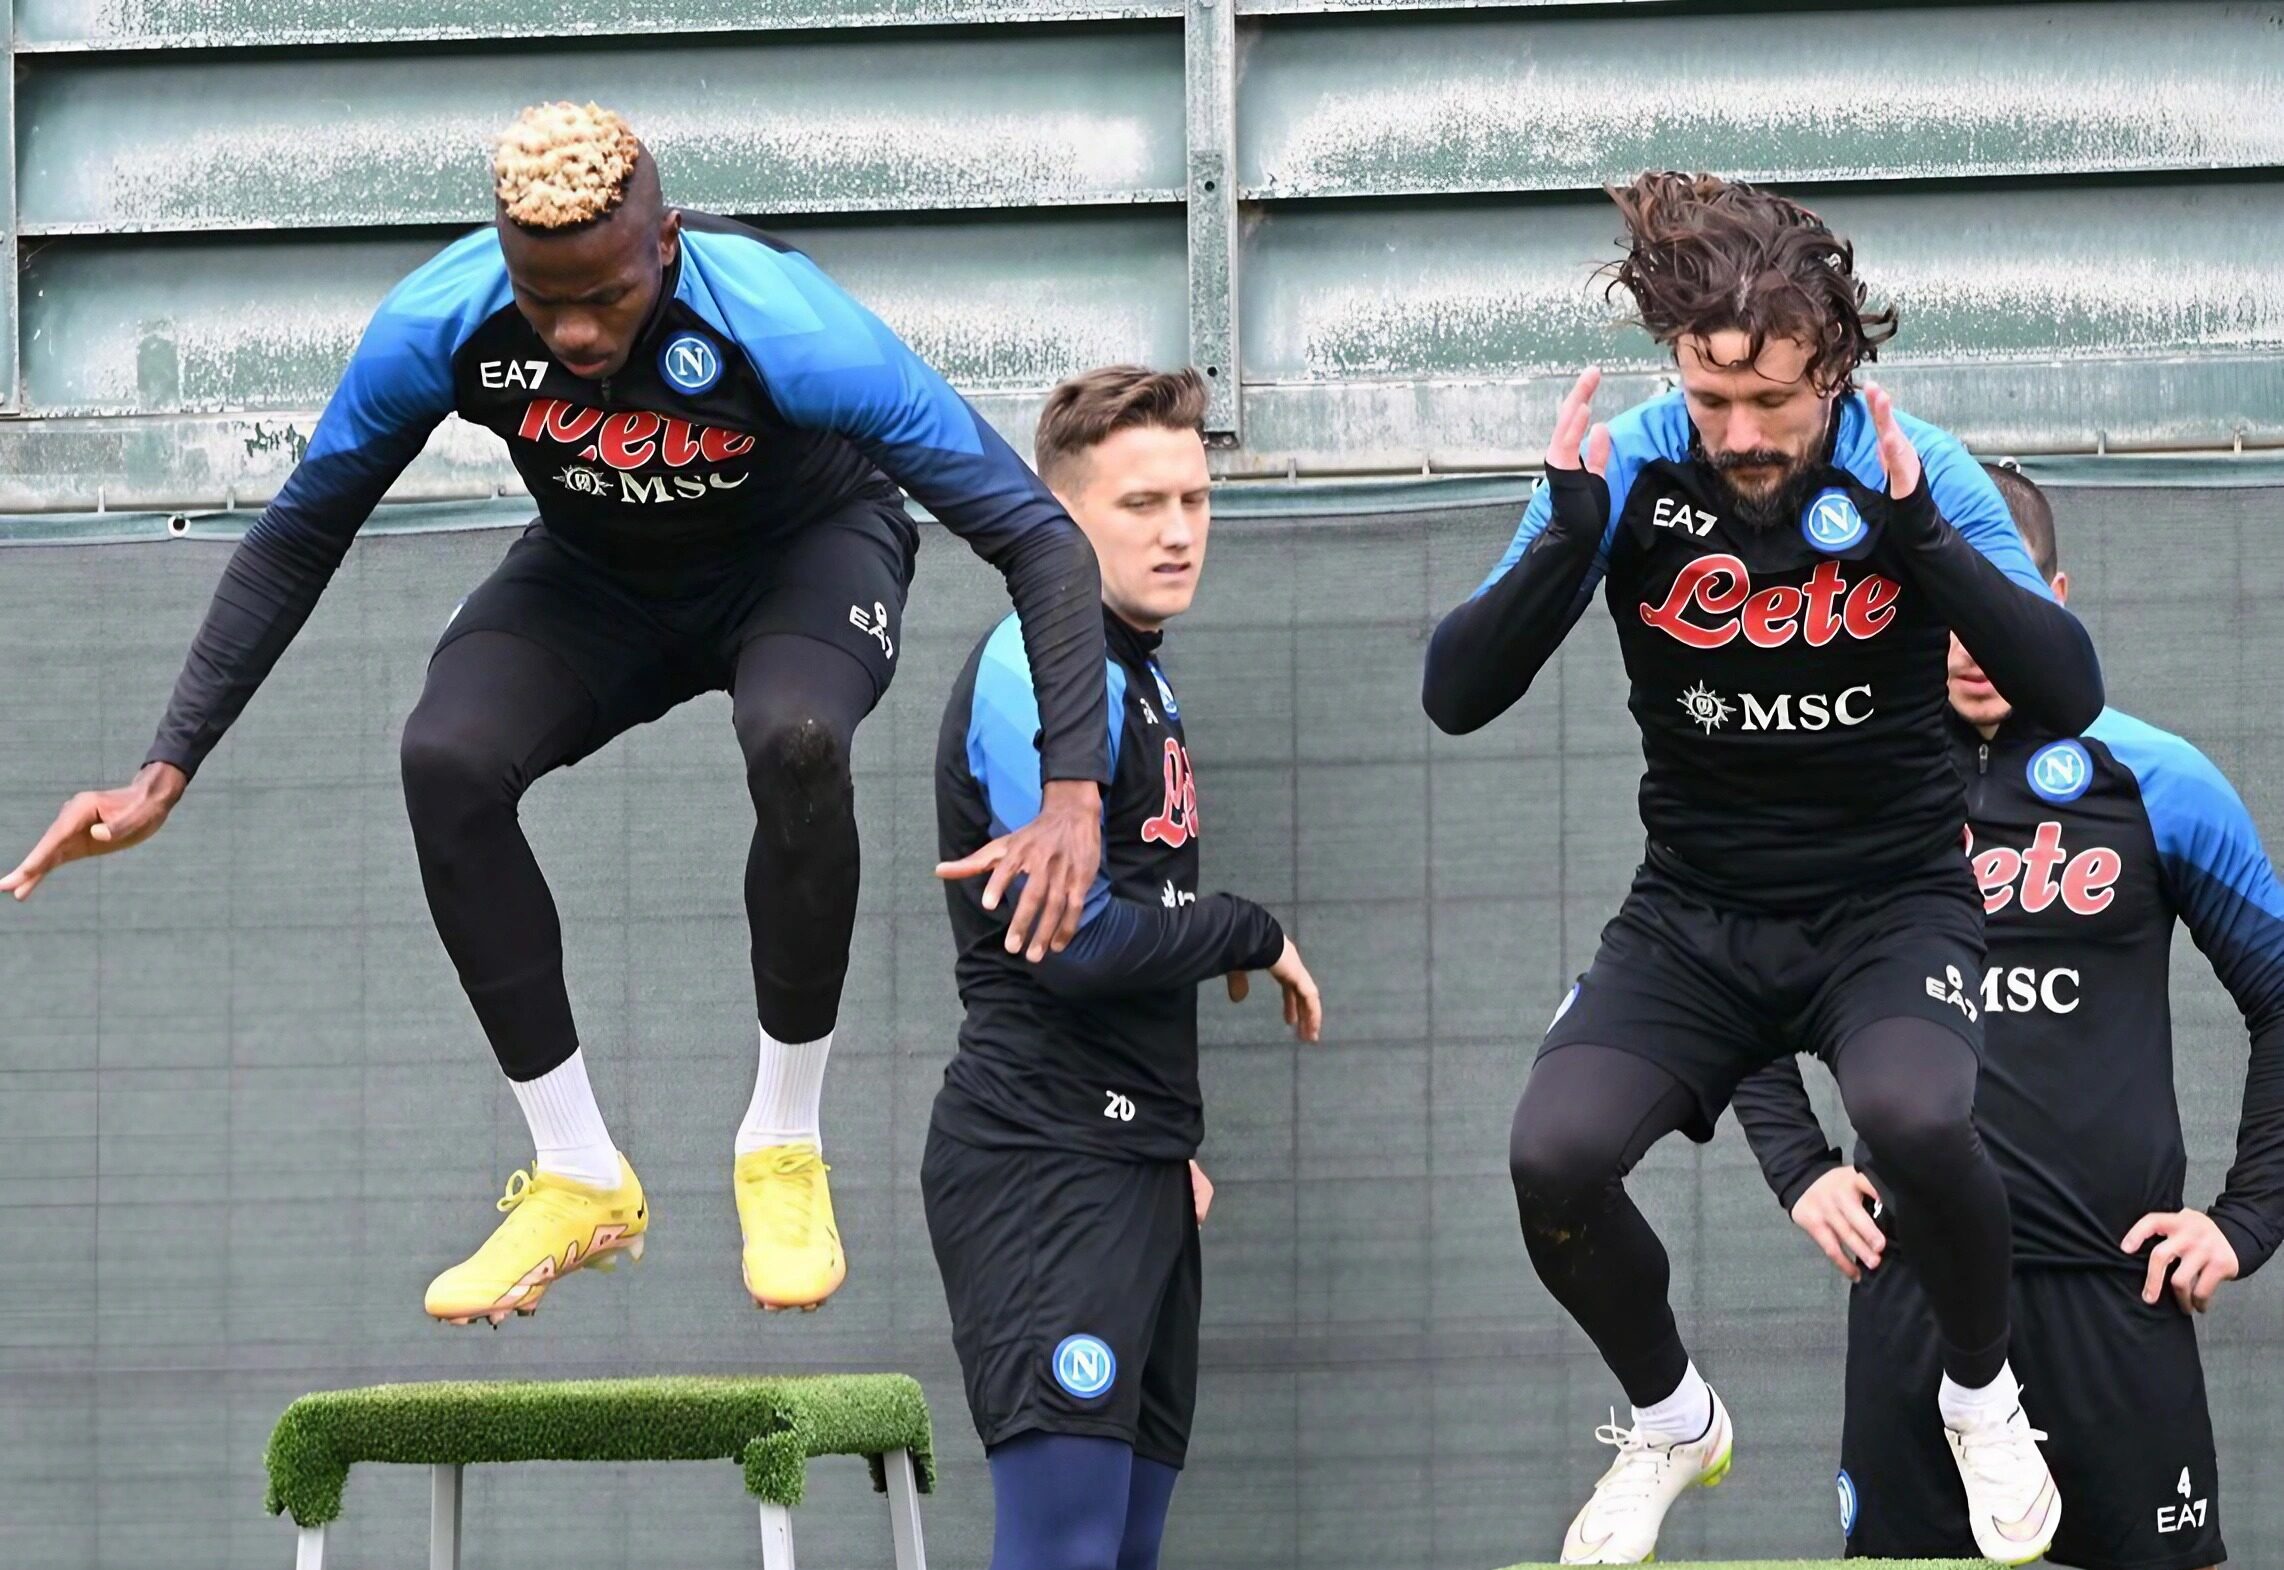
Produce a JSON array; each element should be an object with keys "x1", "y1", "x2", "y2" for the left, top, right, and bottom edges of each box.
[
  {"x1": 967, "y1": 625, "x2": 1123, "y2": 926},
  {"x1": 682, "y1": 230, "x2": 1108, "y2": 785},
  {"x1": 1424, "y1": 394, "x2": 1680, "y2": 734},
  {"x1": 2098, "y1": 710, "x2": 2284, "y2": 1276},
  {"x1": 147, "y1": 230, "x2": 510, "y2": 775},
  {"x1": 1833, "y1": 396, "x2": 2052, "y2": 599}
]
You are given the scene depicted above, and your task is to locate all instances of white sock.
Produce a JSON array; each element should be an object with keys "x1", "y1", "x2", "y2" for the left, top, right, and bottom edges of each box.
[
  {"x1": 511, "y1": 1049, "x2": 620, "y2": 1189},
  {"x1": 737, "y1": 1025, "x2": 832, "y2": 1156},
  {"x1": 1631, "y1": 1362, "x2": 1713, "y2": 1446},
  {"x1": 1939, "y1": 1361, "x2": 2021, "y2": 1432}
]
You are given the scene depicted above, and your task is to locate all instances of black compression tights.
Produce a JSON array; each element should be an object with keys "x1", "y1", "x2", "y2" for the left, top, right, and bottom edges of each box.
[
  {"x1": 399, "y1": 629, "x2": 877, "y2": 1081},
  {"x1": 1509, "y1": 1023, "x2": 2012, "y2": 1404}
]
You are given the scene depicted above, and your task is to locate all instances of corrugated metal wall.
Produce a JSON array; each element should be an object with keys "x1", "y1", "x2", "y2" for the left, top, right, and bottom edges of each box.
[{"x1": 5, "y1": 1, "x2": 2284, "y2": 512}]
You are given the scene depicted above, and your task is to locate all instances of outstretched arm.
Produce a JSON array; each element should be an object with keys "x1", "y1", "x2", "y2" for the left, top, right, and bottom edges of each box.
[{"x1": 1425, "y1": 369, "x2": 1614, "y2": 734}]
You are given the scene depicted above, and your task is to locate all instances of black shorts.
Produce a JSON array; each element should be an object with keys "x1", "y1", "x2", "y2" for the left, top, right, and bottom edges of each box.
[
  {"x1": 1537, "y1": 856, "x2": 1986, "y2": 1138},
  {"x1": 436, "y1": 490, "x2": 918, "y2": 759},
  {"x1": 1841, "y1": 1254, "x2": 2223, "y2": 1569},
  {"x1": 920, "y1": 1121, "x2": 1200, "y2": 1467}
]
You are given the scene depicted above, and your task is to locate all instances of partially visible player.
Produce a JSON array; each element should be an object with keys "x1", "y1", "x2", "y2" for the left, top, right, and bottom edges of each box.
[
  {"x1": 3, "y1": 103, "x2": 1110, "y2": 1323},
  {"x1": 930, "y1": 366, "x2": 1322, "y2": 1570},
  {"x1": 1736, "y1": 465, "x2": 2284, "y2": 1569},
  {"x1": 1425, "y1": 174, "x2": 2105, "y2": 1564}
]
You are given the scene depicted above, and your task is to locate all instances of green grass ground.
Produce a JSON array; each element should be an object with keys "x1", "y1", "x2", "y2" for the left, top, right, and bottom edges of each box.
[{"x1": 1496, "y1": 1562, "x2": 1991, "y2": 1569}]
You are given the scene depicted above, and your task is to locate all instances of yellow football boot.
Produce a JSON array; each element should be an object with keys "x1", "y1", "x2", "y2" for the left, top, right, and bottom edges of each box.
[
  {"x1": 735, "y1": 1143, "x2": 845, "y2": 1311},
  {"x1": 424, "y1": 1154, "x2": 648, "y2": 1327}
]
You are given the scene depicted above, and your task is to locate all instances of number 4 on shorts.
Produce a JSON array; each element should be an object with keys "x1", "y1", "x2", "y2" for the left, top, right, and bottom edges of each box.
[{"x1": 2178, "y1": 1466, "x2": 2193, "y2": 1501}]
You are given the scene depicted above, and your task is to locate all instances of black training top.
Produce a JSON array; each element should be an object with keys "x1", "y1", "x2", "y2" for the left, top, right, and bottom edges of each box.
[
  {"x1": 1424, "y1": 391, "x2": 2103, "y2": 910},
  {"x1": 935, "y1": 605, "x2": 1286, "y2": 1161},
  {"x1": 146, "y1": 212, "x2": 1106, "y2": 789},
  {"x1": 1737, "y1": 707, "x2": 2284, "y2": 1278}
]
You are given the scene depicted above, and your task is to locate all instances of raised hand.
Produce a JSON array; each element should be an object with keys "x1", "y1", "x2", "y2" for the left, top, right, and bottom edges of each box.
[
  {"x1": 1863, "y1": 382, "x2": 1922, "y2": 499},
  {"x1": 1545, "y1": 367, "x2": 1613, "y2": 477}
]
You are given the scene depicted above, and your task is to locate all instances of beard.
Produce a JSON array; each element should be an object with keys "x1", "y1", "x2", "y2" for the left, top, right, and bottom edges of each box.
[{"x1": 1706, "y1": 447, "x2": 1823, "y2": 531}]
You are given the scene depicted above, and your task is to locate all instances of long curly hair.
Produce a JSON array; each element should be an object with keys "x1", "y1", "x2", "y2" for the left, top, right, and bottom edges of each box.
[{"x1": 1601, "y1": 172, "x2": 1897, "y2": 392}]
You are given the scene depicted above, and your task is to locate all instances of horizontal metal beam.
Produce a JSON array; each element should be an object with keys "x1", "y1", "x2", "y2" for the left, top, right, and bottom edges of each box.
[
  {"x1": 1240, "y1": 182, "x2": 2284, "y2": 384},
  {"x1": 17, "y1": 211, "x2": 1185, "y2": 418},
  {"x1": 16, "y1": 31, "x2": 1183, "y2": 232},
  {"x1": 15, "y1": 0, "x2": 1181, "y2": 49},
  {"x1": 1238, "y1": 2, "x2": 2284, "y2": 200}
]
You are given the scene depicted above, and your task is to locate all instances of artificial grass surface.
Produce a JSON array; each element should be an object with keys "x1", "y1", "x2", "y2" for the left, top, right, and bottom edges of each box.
[
  {"x1": 1496, "y1": 1563, "x2": 1990, "y2": 1568},
  {"x1": 264, "y1": 1373, "x2": 935, "y2": 1525}
]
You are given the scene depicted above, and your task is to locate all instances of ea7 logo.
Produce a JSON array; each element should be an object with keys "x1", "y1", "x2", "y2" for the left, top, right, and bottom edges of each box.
[
  {"x1": 1925, "y1": 965, "x2": 1978, "y2": 1021},
  {"x1": 1103, "y1": 1091, "x2": 1137, "y2": 1122},
  {"x1": 1653, "y1": 496, "x2": 1718, "y2": 536},
  {"x1": 1653, "y1": 500, "x2": 1717, "y2": 537},
  {"x1": 848, "y1": 601, "x2": 894, "y2": 662},
  {"x1": 481, "y1": 360, "x2": 550, "y2": 390},
  {"x1": 2158, "y1": 1466, "x2": 2208, "y2": 1534}
]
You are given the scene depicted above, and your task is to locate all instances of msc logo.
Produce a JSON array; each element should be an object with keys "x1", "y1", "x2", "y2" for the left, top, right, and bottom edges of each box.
[
  {"x1": 660, "y1": 333, "x2": 723, "y2": 394},
  {"x1": 1160, "y1": 880, "x2": 1195, "y2": 909},
  {"x1": 1979, "y1": 966, "x2": 2081, "y2": 1016},
  {"x1": 1676, "y1": 683, "x2": 1872, "y2": 734},
  {"x1": 1053, "y1": 1334, "x2": 1118, "y2": 1399},
  {"x1": 1802, "y1": 488, "x2": 1868, "y2": 552},
  {"x1": 1925, "y1": 964, "x2": 1978, "y2": 1021},
  {"x1": 2028, "y1": 740, "x2": 2094, "y2": 804}
]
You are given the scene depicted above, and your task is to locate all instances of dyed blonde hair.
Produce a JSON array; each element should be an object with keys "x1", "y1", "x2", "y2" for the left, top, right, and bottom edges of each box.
[{"x1": 492, "y1": 101, "x2": 644, "y2": 231}]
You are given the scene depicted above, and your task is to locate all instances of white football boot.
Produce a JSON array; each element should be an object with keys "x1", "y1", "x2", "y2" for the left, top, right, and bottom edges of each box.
[
  {"x1": 1946, "y1": 1399, "x2": 2061, "y2": 1565},
  {"x1": 1559, "y1": 1389, "x2": 1734, "y2": 1564}
]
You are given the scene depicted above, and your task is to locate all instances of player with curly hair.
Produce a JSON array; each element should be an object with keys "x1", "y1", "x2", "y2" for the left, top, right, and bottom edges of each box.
[{"x1": 1424, "y1": 173, "x2": 2104, "y2": 1564}]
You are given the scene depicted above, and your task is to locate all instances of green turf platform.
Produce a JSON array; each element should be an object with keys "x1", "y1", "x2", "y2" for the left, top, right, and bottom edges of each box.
[{"x1": 264, "y1": 1373, "x2": 936, "y2": 1526}]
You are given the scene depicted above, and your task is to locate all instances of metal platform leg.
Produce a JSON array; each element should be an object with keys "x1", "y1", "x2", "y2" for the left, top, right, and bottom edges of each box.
[
  {"x1": 293, "y1": 1524, "x2": 326, "y2": 1570},
  {"x1": 884, "y1": 1448, "x2": 927, "y2": 1570},
  {"x1": 430, "y1": 1464, "x2": 463, "y2": 1570},
  {"x1": 759, "y1": 1499, "x2": 796, "y2": 1570}
]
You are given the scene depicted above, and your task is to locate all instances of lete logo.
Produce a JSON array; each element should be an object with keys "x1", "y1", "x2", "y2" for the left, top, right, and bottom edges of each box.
[
  {"x1": 1965, "y1": 821, "x2": 2120, "y2": 916},
  {"x1": 517, "y1": 399, "x2": 755, "y2": 471},
  {"x1": 1641, "y1": 556, "x2": 1900, "y2": 650},
  {"x1": 1140, "y1": 738, "x2": 1200, "y2": 848}
]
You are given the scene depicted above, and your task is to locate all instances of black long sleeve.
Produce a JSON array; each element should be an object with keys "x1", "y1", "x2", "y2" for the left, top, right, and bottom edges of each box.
[
  {"x1": 1423, "y1": 468, "x2": 1606, "y2": 735},
  {"x1": 1031, "y1": 893, "x2": 1285, "y2": 1001},
  {"x1": 1883, "y1": 478, "x2": 2103, "y2": 737},
  {"x1": 1732, "y1": 1055, "x2": 1846, "y2": 1215}
]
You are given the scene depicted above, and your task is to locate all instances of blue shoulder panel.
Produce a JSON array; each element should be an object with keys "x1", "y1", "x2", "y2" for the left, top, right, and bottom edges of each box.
[
  {"x1": 964, "y1": 613, "x2": 1123, "y2": 923},
  {"x1": 2091, "y1": 707, "x2": 2284, "y2": 979},
  {"x1": 1471, "y1": 390, "x2": 1689, "y2": 599},
  {"x1": 304, "y1": 227, "x2": 514, "y2": 466},
  {"x1": 676, "y1": 227, "x2": 981, "y2": 458},
  {"x1": 1832, "y1": 393, "x2": 2050, "y2": 599}
]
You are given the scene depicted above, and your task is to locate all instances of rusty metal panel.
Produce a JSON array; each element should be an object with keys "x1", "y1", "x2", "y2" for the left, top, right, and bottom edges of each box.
[
  {"x1": 16, "y1": 29, "x2": 1183, "y2": 232},
  {"x1": 15, "y1": 0, "x2": 1180, "y2": 47},
  {"x1": 1240, "y1": 2, "x2": 2284, "y2": 199}
]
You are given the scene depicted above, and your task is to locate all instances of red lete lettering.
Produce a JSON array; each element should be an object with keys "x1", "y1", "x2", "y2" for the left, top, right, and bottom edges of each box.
[
  {"x1": 1140, "y1": 738, "x2": 1201, "y2": 848},
  {"x1": 517, "y1": 398, "x2": 756, "y2": 472},
  {"x1": 1640, "y1": 556, "x2": 1900, "y2": 650},
  {"x1": 1966, "y1": 820, "x2": 2121, "y2": 916}
]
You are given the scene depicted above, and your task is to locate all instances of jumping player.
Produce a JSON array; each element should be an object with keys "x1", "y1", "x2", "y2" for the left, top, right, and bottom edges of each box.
[
  {"x1": 1424, "y1": 174, "x2": 2104, "y2": 1565},
  {"x1": 1, "y1": 103, "x2": 1110, "y2": 1323},
  {"x1": 1736, "y1": 465, "x2": 2284, "y2": 1569},
  {"x1": 930, "y1": 366, "x2": 1322, "y2": 1570}
]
